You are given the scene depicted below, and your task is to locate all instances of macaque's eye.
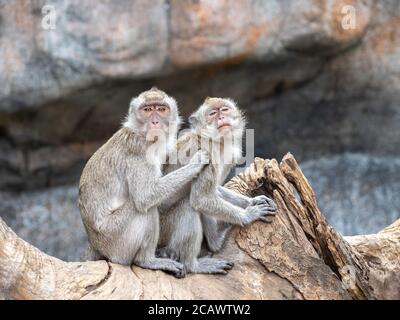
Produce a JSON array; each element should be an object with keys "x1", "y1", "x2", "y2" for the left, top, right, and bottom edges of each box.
[
  {"x1": 221, "y1": 107, "x2": 230, "y2": 113},
  {"x1": 143, "y1": 106, "x2": 153, "y2": 112},
  {"x1": 155, "y1": 105, "x2": 170, "y2": 117},
  {"x1": 208, "y1": 110, "x2": 217, "y2": 117}
]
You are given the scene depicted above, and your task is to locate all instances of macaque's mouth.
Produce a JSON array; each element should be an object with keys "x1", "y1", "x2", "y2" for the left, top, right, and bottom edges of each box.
[
  {"x1": 146, "y1": 128, "x2": 166, "y2": 143},
  {"x1": 217, "y1": 124, "x2": 232, "y2": 130}
]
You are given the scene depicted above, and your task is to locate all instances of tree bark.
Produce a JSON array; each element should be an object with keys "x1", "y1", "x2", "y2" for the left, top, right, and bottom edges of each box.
[{"x1": 0, "y1": 153, "x2": 399, "y2": 300}]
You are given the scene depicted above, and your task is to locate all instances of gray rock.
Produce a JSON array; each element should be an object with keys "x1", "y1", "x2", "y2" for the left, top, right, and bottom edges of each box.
[
  {"x1": 0, "y1": 184, "x2": 86, "y2": 261},
  {"x1": 0, "y1": 0, "x2": 399, "y2": 190},
  {"x1": 302, "y1": 153, "x2": 400, "y2": 236}
]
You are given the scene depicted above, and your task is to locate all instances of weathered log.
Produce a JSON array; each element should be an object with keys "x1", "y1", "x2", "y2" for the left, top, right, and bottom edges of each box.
[
  {"x1": 0, "y1": 153, "x2": 399, "y2": 299},
  {"x1": 345, "y1": 220, "x2": 400, "y2": 299}
]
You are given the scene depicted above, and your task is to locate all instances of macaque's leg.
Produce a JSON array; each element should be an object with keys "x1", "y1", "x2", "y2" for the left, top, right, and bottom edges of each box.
[
  {"x1": 156, "y1": 246, "x2": 179, "y2": 261},
  {"x1": 133, "y1": 213, "x2": 185, "y2": 278},
  {"x1": 202, "y1": 215, "x2": 231, "y2": 253},
  {"x1": 171, "y1": 211, "x2": 234, "y2": 275}
]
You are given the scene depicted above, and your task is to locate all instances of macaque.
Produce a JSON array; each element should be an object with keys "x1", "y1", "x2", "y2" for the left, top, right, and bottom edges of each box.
[
  {"x1": 158, "y1": 97, "x2": 276, "y2": 275},
  {"x1": 79, "y1": 87, "x2": 209, "y2": 277}
]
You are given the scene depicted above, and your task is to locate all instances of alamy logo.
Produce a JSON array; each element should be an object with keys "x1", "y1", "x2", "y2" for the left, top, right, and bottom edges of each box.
[
  {"x1": 41, "y1": 5, "x2": 57, "y2": 30},
  {"x1": 341, "y1": 5, "x2": 357, "y2": 30},
  {"x1": 144, "y1": 124, "x2": 255, "y2": 175}
]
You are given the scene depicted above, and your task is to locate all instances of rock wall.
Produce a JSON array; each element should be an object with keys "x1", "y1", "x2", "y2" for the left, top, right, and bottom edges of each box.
[{"x1": 0, "y1": 0, "x2": 399, "y2": 259}]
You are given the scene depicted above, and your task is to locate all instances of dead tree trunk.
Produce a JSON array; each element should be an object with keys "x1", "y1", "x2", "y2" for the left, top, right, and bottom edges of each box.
[{"x1": 0, "y1": 153, "x2": 399, "y2": 299}]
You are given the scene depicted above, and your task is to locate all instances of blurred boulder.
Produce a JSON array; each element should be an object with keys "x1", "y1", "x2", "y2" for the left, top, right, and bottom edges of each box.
[
  {"x1": 0, "y1": 0, "x2": 399, "y2": 254},
  {"x1": 1, "y1": 0, "x2": 399, "y2": 190},
  {"x1": 302, "y1": 153, "x2": 400, "y2": 236},
  {"x1": 0, "y1": 184, "x2": 86, "y2": 261}
]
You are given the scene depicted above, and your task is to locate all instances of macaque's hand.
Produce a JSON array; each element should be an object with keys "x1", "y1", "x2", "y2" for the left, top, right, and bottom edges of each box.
[
  {"x1": 189, "y1": 149, "x2": 210, "y2": 166},
  {"x1": 250, "y1": 195, "x2": 277, "y2": 212},
  {"x1": 244, "y1": 197, "x2": 277, "y2": 224}
]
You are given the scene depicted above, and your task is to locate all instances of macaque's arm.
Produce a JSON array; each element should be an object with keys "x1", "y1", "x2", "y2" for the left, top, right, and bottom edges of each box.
[
  {"x1": 217, "y1": 186, "x2": 252, "y2": 209},
  {"x1": 131, "y1": 151, "x2": 208, "y2": 213}
]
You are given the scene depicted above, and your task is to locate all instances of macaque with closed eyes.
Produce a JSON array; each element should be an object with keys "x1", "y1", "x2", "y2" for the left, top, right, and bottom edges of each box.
[{"x1": 158, "y1": 97, "x2": 276, "y2": 275}]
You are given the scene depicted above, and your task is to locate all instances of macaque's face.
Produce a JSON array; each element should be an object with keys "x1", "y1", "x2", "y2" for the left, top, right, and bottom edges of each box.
[
  {"x1": 139, "y1": 104, "x2": 171, "y2": 130},
  {"x1": 206, "y1": 105, "x2": 234, "y2": 135}
]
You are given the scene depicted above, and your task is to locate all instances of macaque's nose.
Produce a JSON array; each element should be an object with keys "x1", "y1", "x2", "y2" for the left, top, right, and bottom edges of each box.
[
  {"x1": 149, "y1": 117, "x2": 162, "y2": 129},
  {"x1": 149, "y1": 112, "x2": 162, "y2": 129}
]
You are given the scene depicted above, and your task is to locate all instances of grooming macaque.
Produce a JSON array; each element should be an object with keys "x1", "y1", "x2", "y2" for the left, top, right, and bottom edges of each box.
[
  {"x1": 78, "y1": 87, "x2": 209, "y2": 277},
  {"x1": 158, "y1": 97, "x2": 276, "y2": 275}
]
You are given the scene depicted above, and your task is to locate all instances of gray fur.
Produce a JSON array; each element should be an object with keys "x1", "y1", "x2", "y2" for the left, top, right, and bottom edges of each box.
[
  {"x1": 203, "y1": 187, "x2": 277, "y2": 252},
  {"x1": 159, "y1": 98, "x2": 276, "y2": 275},
  {"x1": 78, "y1": 88, "x2": 208, "y2": 278}
]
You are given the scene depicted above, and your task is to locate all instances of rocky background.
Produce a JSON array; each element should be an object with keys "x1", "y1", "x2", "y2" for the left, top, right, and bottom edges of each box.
[{"x1": 0, "y1": 0, "x2": 399, "y2": 261}]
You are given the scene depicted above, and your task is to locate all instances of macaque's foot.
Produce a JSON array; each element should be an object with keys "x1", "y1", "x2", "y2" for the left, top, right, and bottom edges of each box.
[
  {"x1": 134, "y1": 258, "x2": 186, "y2": 278},
  {"x1": 190, "y1": 257, "x2": 234, "y2": 274},
  {"x1": 163, "y1": 259, "x2": 186, "y2": 278},
  {"x1": 156, "y1": 247, "x2": 179, "y2": 261}
]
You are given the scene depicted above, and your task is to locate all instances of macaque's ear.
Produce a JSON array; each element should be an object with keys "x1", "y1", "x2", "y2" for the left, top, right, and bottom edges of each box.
[{"x1": 188, "y1": 114, "x2": 198, "y2": 127}]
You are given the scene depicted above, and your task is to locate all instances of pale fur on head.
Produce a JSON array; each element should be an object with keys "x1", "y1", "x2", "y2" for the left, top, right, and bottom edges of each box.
[
  {"x1": 123, "y1": 87, "x2": 182, "y2": 166},
  {"x1": 158, "y1": 97, "x2": 275, "y2": 276},
  {"x1": 188, "y1": 97, "x2": 246, "y2": 164}
]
